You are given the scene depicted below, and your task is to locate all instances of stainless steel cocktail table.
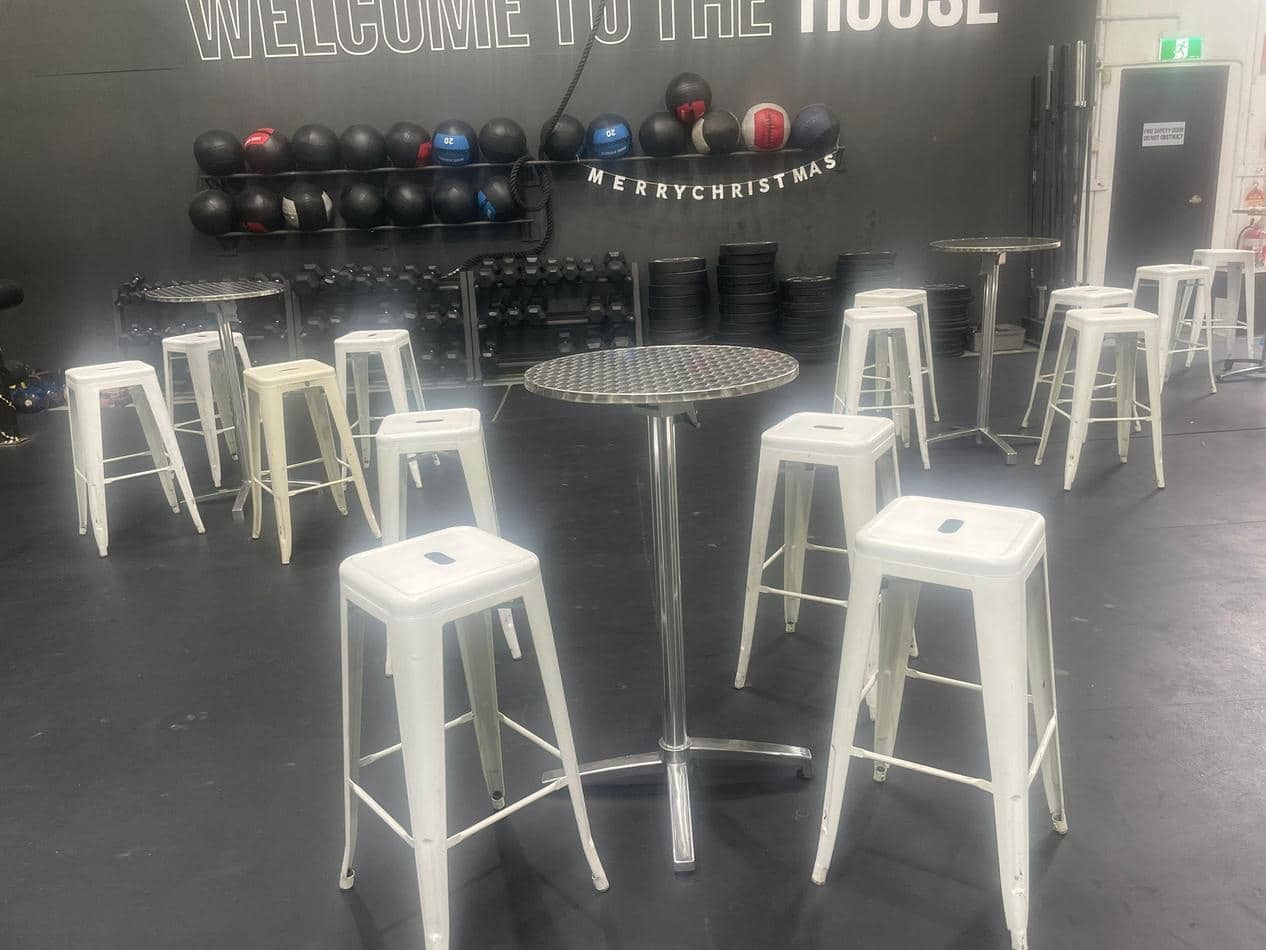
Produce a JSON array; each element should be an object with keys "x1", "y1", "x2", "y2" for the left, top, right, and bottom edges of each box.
[
  {"x1": 929, "y1": 237, "x2": 1060, "y2": 463},
  {"x1": 525, "y1": 344, "x2": 811, "y2": 872},
  {"x1": 142, "y1": 280, "x2": 287, "y2": 514}
]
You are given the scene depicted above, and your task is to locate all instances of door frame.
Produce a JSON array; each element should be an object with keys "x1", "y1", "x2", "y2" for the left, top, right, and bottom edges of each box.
[{"x1": 1085, "y1": 60, "x2": 1242, "y2": 285}]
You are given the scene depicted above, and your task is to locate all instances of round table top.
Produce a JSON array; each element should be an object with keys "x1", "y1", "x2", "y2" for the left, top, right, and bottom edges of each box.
[
  {"x1": 931, "y1": 236, "x2": 1062, "y2": 254},
  {"x1": 142, "y1": 279, "x2": 284, "y2": 303},
  {"x1": 524, "y1": 345, "x2": 799, "y2": 406}
]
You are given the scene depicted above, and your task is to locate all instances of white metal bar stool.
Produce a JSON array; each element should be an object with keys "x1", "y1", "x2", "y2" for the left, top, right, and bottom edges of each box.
[
  {"x1": 734, "y1": 412, "x2": 902, "y2": 692},
  {"x1": 853, "y1": 288, "x2": 941, "y2": 422},
  {"x1": 335, "y1": 329, "x2": 427, "y2": 488},
  {"x1": 65, "y1": 361, "x2": 205, "y2": 557},
  {"x1": 1035, "y1": 307, "x2": 1165, "y2": 491},
  {"x1": 244, "y1": 359, "x2": 380, "y2": 564},
  {"x1": 338, "y1": 526, "x2": 608, "y2": 949},
  {"x1": 161, "y1": 330, "x2": 252, "y2": 488},
  {"x1": 812, "y1": 496, "x2": 1067, "y2": 950},
  {"x1": 1132, "y1": 264, "x2": 1216, "y2": 391},
  {"x1": 1020, "y1": 286, "x2": 1133, "y2": 429},
  {"x1": 377, "y1": 409, "x2": 522, "y2": 661},
  {"x1": 834, "y1": 306, "x2": 931, "y2": 470},
  {"x1": 1192, "y1": 248, "x2": 1256, "y2": 361}
]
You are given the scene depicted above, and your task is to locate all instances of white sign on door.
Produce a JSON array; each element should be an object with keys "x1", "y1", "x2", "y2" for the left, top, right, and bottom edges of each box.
[{"x1": 1142, "y1": 122, "x2": 1186, "y2": 147}]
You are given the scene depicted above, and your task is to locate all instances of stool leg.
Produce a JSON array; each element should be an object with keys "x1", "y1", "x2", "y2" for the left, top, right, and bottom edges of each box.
[
  {"x1": 66, "y1": 387, "x2": 88, "y2": 535},
  {"x1": 377, "y1": 446, "x2": 407, "y2": 545},
  {"x1": 900, "y1": 323, "x2": 931, "y2": 470},
  {"x1": 260, "y1": 389, "x2": 294, "y2": 564},
  {"x1": 1244, "y1": 264, "x2": 1257, "y2": 361},
  {"x1": 248, "y1": 388, "x2": 264, "y2": 542},
  {"x1": 82, "y1": 393, "x2": 110, "y2": 557},
  {"x1": 782, "y1": 463, "x2": 815, "y2": 633},
  {"x1": 1141, "y1": 323, "x2": 1166, "y2": 490},
  {"x1": 1034, "y1": 324, "x2": 1073, "y2": 467},
  {"x1": 832, "y1": 323, "x2": 850, "y2": 412},
  {"x1": 522, "y1": 579, "x2": 610, "y2": 892},
  {"x1": 304, "y1": 387, "x2": 348, "y2": 516},
  {"x1": 388, "y1": 620, "x2": 451, "y2": 950},
  {"x1": 838, "y1": 457, "x2": 881, "y2": 720},
  {"x1": 735, "y1": 451, "x2": 781, "y2": 689},
  {"x1": 186, "y1": 349, "x2": 223, "y2": 488},
  {"x1": 812, "y1": 555, "x2": 883, "y2": 885},
  {"x1": 321, "y1": 379, "x2": 381, "y2": 539},
  {"x1": 1115, "y1": 330, "x2": 1137, "y2": 464},
  {"x1": 382, "y1": 347, "x2": 423, "y2": 488},
  {"x1": 350, "y1": 353, "x2": 372, "y2": 467},
  {"x1": 456, "y1": 611, "x2": 506, "y2": 808},
  {"x1": 1021, "y1": 295, "x2": 1059, "y2": 429},
  {"x1": 129, "y1": 384, "x2": 179, "y2": 512},
  {"x1": 458, "y1": 439, "x2": 523, "y2": 660},
  {"x1": 138, "y1": 377, "x2": 204, "y2": 534},
  {"x1": 403, "y1": 341, "x2": 426, "y2": 410},
  {"x1": 973, "y1": 580, "x2": 1032, "y2": 950},
  {"x1": 208, "y1": 351, "x2": 241, "y2": 461},
  {"x1": 1178, "y1": 279, "x2": 1198, "y2": 368},
  {"x1": 162, "y1": 349, "x2": 176, "y2": 421},
  {"x1": 1199, "y1": 279, "x2": 1217, "y2": 394},
  {"x1": 338, "y1": 595, "x2": 365, "y2": 889},
  {"x1": 842, "y1": 328, "x2": 870, "y2": 416},
  {"x1": 917, "y1": 299, "x2": 941, "y2": 422},
  {"x1": 1026, "y1": 559, "x2": 1067, "y2": 835},
  {"x1": 1155, "y1": 278, "x2": 1177, "y2": 379},
  {"x1": 1063, "y1": 328, "x2": 1102, "y2": 491},
  {"x1": 871, "y1": 578, "x2": 919, "y2": 782}
]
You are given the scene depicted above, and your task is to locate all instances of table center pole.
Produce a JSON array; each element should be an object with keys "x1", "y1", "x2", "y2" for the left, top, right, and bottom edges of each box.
[
  {"x1": 975, "y1": 253, "x2": 1002, "y2": 437},
  {"x1": 209, "y1": 301, "x2": 253, "y2": 515},
  {"x1": 648, "y1": 411, "x2": 689, "y2": 754}
]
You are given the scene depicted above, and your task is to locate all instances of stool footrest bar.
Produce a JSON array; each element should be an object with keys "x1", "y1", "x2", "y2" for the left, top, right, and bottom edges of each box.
[
  {"x1": 446, "y1": 777, "x2": 569, "y2": 850},
  {"x1": 103, "y1": 465, "x2": 174, "y2": 485},
  {"x1": 499, "y1": 713, "x2": 563, "y2": 760},
  {"x1": 805, "y1": 542, "x2": 848, "y2": 555},
  {"x1": 848, "y1": 746, "x2": 992, "y2": 793},
  {"x1": 1027, "y1": 716, "x2": 1058, "y2": 786},
  {"x1": 359, "y1": 743, "x2": 402, "y2": 768},
  {"x1": 349, "y1": 780, "x2": 414, "y2": 847},
  {"x1": 905, "y1": 668, "x2": 982, "y2": 692},
  {"x1": 758, "y1": 585, "x2": 848, "y2": 608},
  {"x1": 762, "y1": 545, "x2": 786, "y2": 571}
]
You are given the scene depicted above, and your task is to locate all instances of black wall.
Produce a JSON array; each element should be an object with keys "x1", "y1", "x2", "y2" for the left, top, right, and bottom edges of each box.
[{"x1": 0, "y1": 0, "x2": 1095, "y2": 368}]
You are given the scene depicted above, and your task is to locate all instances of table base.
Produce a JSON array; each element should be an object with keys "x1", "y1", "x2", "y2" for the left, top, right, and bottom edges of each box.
[
  {"x1": 1219, "y1": 356, "x2": 1266, "y2": 382},
  {"x1": 926, "y1": 425, "x2": 1040, "y2": 464},
  {"x1": 543, "y1": 736, "x2": 812, "y2": 872}
]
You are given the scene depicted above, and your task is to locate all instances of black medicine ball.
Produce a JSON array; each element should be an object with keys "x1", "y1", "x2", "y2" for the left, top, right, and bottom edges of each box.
[
  {"x1": 340, "y1": 125, "x2": 387, "y2": 170},
  {"x1": 235, "y1": 184, "x2": 283, "y2": 232},
  {"x1": 587, "y1": 114, "x2": 633, "y2": 159},
  {"x1": 432, "y1": 177, "x2": 477, "y2": 224},
  {"x1": 385, "y1": 181, "x2": 432, "y2": 226},
  {"x1": 540, "y1": 115, "x2": 586, "y2": 161},
  {"x1": 291, "y1": 124, "x2": 340, "y2": 170},
  {"x1": 476, "y1": 176, "x2": 519, "y2": 221},
  {"x1": 188, "y1": 189, "x2": 236, "y2": 235},
  {"x1": 281, "y1": 182, "x2": 334, "y2": 230},
  {"x1": 478, "y1": 117, "x2": 528, "y2": 164},
  {"x1": 433, "y1": 120, "x2": 479, "y2": 165},
  {"x1": 665, "y1": 72, "x2": 712, "y2": 123},
  {"x1": 194, "y1": 130, "x2": 245, "y2": 176},
  {"x1": 340, "y1": 182, "x2": 386, "y2": 228},
  {"x1": 243, "y1": 128, "x2": 292, "y2": 174},
  {"x1": 789, "y1": 104, "x2": 842, "y2": 153},
  {"x1": 691, "y1": 110, "x2": 741, "y2": 155},
  {"x1": 385, "y1": 121, "x2": 432, "y2": 167},
  {"x1": 639, "y1": 112, "x2": 689, "y2": 157}
]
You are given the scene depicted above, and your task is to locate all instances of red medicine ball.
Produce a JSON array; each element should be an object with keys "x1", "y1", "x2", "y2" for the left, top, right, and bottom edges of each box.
[
  {"x1": 243, "y1": 127, "x2": 293, "y2": 173},
  {"x1": 741, "y1": 104, "x2": 790, "y2": 151}
]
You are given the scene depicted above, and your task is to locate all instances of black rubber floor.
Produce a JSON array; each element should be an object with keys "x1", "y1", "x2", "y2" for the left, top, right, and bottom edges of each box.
[{"x1": 3, "y1": 349, "x2": 1265, "y2": 949}]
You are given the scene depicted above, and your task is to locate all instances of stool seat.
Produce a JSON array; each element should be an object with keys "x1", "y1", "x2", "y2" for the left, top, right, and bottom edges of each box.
[
  {"x1": 763, "y1": 411, "x2": 896, "y2": 458},
  {"x1": 1193, "y1": 248, "x2": 1254, "y2": 264},
  {"x1": 335, "y1": 328, "x2": 411, "y2": 347},
  {"x1": 854, "y1": 288, "x2": 923, "y2": 308},
  {"x1": 1192, "y1": 249, "x2": 1256, "y2": 361},
  {"x1": 66, "y1": 360, "x2": 155, "y2": 386},
  {"x1": 1135, "y1": 263, "x2": 1208, "y2": 281},
  {"x1": 1065, "y1": 305, "x2": 1158, "y2": 333},
  {"x1": 856, "y1": 496, "x2": 1045, "y2": 578},
  {"x1": 377, "y1": 408, "x2": 481, "y2": 445},
  {"x1": 1049, "y1": 285, "x2": 1133, "y2": 306},
  {"x1": 844, "y1": 304, "x2": 916, "y2": 328},
  {"x1": 245, "y1": 358, "x2": 333, "y2": 388},
  {"x1": 341, "y1": 526, "x2": 537, "y2": 621},
  {"x1": 162, "y1": 330, "x2": 251, "y2": 489},
  {"x1": 855, "y1": 289, "x2": 942, "y2": 423},
  {"x1": 163, "y1": 330, "x2": 246, "y2": 351}
]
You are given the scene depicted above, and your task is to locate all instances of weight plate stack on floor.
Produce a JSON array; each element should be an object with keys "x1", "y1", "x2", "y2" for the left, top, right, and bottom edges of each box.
[
  {"x1": 778, "y1": 275, "x2": 839, "y2": 362},
  {"x1": 716, "y1": 241, "x2": 779, "y2": 347},
  {"x1": 924, "y1": 282, "x2": 973, "y2": 357},
  {"x1": 835, "y1": 250, "x2": 898, "y2": 313},
  {"x1": 647, "y1": 257, "x2": 710, "y2": 344}
]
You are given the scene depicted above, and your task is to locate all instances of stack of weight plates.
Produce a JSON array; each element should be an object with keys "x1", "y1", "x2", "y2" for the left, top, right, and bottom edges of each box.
[
  {"x1": 716, "y1": 242, "x2": 779, "y2": 346},
  {"x1": 779, "y1": 275, "x2": 839, "y2": 362},
  {"x1": 924, "y1": 282, "x2": 973, "y2": 356},
  {"x1": 647, "y1": 257, "x2": 710, "y2": 344},
  {"x1": 835, "y1": 251, "x2": 898, "y2": 311}
]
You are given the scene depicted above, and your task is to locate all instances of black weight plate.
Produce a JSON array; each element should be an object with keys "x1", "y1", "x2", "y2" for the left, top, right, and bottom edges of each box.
[
  {"x1": 720, "y1": 289, "x2": 779, "y2": 304},
  {"x1": 649, "y1": 306, "x2": 708, "y2": 321},
  {"x1": 717, "y1": 257, "x2": 776, "y2": 271},
  {"x1": 649, "y1": 273, "x2": 709, "y2": 288},
  {"x1": 649, "y1": 284, "x2": 709, "y2": 300},
  {"x1": 649, "y1": 319, "x2": 708, "y2": 334},
  {"x1": 650, "y1": 256, "x2": 707, "y2": 274},
  {"x1": 719, "y1": 302, "x2": 779, "y2": 316},
  {"x1": 720, "y1": 241, "x2": 778, "y2": 257}
]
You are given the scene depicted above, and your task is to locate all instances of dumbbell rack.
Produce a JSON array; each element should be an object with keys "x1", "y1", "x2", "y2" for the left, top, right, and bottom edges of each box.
[
  {"x1": 470, "y1": 253, "x2": 643, "y2": 386},
  {"x1": 290, "y1": 264, "x2": 475, "y2": 388}
]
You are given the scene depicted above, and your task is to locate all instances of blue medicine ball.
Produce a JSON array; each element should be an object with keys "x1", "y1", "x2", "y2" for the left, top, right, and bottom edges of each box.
[
  {"x1": 587, "y1": 113, "x2": 632, "y2": 159},
  {"x1": 432, "y1": 119, "x2": 478, "y2": 165}
]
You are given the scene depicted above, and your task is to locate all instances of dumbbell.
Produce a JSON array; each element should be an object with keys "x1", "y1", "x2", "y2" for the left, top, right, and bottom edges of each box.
[
  {"x1": 605, "y1": 251, "x2": 628, "y2": 278},
  {"x1": 505, "y1": 305, "x2": 523, "y2": 327},
  {"x1": 525, "y1": 303, "x2": 544, "y2": 326},
  {"x1": 499, "y1": 256, "x2": 521, "y2": 286},
  {"x1": 579, "y1": 258, "x2": 597, "y2": 279},
  {"x1": 422, "y1": 305, "x2": 442, "y2": 326},
  {"x1": 522, "y1": 262, "x2": 542, "y2": 286},
  {"x1": 476, "y1": 265, "x2": 497, "y2": 288},
  {"x1": 586, "y1": 299, "x2": 605, "y2": 324},
  {"x1": 486, "y1": 306, "x2": 502, "y2": 327},
  {"x1": 444, "y1": 306, "x2": 462, "y2": 326},
  {"x1": 585, "y1": 329, "x2": 603, "y2": 351},
  {"x1": 562, "y1": 257, "x2": 579, "y2": 281},
  {"x1": 608, "y1": 300, "x2": 627, "y2": 321},
  {"x1": 442, "y1": 342, "x2": 462, "y2": 362},
  {"x1": 556, "y1": 330, "x2": 575, "y2": 355},
  {"x1": 544, "y1": 258, "x2": 562, "y2": 285}
]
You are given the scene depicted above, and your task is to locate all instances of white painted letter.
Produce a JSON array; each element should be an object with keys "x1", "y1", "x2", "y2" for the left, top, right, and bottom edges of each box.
[
  {"x1": 335, "y1": 0, "x2": 379, "y2": 54},
  {"x1": 431, "y1": 0, "x2": 492, "y2": 50},
  {"x1": 382, "y1": 0, "x2": 426, "y2": 52},
  {"x1": 966, "y1": 0, "x2": 997, "y2": 25},
  {"x1": 739, "y1": 0, "x2": 771, "y2": 35},
  {"x1": 186, "y1": 0, "x2": 254, "y2": 60},
  {"x1": 259, "y1": 0, "x2": 300, "y2": 56},
  {"x1": 693, "y1": 0, "x2": 735, "y2": 38},
  {"x1": 927, "y1": 0, "x2": 962, "y2": 27},
  {"x1": 492, "y1": 0, "x2": 530, "y2": 46},
  {"x1": 846, "y1": 0, "x2": 881, "y2": 30},
  {"x1": 887, "y1": 0, "x2": 922, "y2": 29}
]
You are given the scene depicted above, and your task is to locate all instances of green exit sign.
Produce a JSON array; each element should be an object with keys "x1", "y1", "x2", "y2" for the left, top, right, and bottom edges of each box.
[{"x1": 1160, "y1": 36, "x2": 1204, "y2": 61}]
